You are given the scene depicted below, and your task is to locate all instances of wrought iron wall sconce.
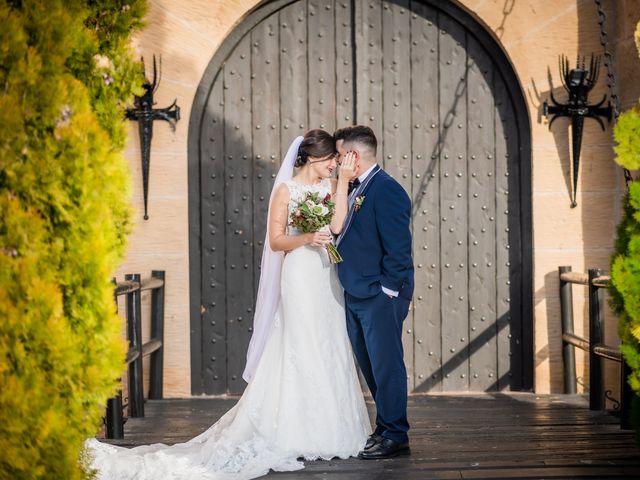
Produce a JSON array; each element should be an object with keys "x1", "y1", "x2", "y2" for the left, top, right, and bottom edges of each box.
[
  {"x1": 543, "y1": 55, "x2": 611, "y2": 208},
  {"x1": 126, "y1": 55, "x2": 180, "y2": 220}
]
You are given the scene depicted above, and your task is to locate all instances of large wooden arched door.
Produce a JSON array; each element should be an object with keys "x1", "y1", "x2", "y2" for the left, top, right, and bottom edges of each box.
[{"x1": 188, "y1": 0, "x2": 532, "y2": 395}]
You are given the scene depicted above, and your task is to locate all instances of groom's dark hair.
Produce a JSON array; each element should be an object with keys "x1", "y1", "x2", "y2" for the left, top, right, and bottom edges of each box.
[{"x1": 334, "y1": 125, "x2": 377, "y2": 155}]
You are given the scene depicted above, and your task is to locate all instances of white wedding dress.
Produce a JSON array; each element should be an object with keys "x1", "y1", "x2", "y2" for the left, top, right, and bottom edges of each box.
[{"x1": 86, "y1": 177, "x2": 370, "y2": 479}]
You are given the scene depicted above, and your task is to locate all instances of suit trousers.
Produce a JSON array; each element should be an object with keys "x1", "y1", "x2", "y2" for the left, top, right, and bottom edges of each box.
[{"x1": 345, "y1": 289, "x2": 411, "y2": 444}]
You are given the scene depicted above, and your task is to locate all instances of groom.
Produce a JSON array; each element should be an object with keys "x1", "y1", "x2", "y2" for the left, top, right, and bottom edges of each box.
[{"x1": 334, "y1": 125, "x2": 414, "y2": 459}]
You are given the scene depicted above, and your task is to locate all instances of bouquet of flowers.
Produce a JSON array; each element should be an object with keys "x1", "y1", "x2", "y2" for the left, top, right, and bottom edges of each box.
[{"x1": 290, "y1": 192, "x2": 343, "y2": 263}]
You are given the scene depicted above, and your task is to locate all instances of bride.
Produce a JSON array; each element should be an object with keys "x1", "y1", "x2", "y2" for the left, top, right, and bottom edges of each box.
[{"x1": 86, "y1": 130, "x2": 371, "y2": 479}]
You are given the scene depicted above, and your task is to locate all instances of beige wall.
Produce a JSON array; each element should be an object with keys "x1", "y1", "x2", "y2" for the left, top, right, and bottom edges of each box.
[{"x1": 118, "y1": 0, "x2": 640, "y2": 397}]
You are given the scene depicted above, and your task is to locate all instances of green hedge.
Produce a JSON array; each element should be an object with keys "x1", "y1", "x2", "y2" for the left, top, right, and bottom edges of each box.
[
  {"x1": 0, "y1": 1, "x2": 147, "y2": 478},
  {"x1": 610, "y1": 21, "x2": 640, "y2": 432}
]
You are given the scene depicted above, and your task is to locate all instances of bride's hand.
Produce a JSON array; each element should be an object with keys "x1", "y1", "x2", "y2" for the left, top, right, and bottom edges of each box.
[
  {"x1": 338, "y1": 151, "x2": 358, "y2": 182},
  {"x1": 307, "y1": 231, "x2": 332, "y2": 247}
]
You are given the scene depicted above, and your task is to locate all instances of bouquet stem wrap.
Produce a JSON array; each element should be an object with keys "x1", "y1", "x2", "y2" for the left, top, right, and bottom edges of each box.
[{"x1": 326, "y1": 242, "x2": 343, "y2": 264}]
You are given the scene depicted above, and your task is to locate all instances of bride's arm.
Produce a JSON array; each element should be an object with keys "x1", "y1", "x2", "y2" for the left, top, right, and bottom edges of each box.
[
  {"x1": 269, "y1": 184, "x2": 332, "y2": 251},
  {"x1": 329, "y1": 178, "x2": 349, "y2": 235},
  {"x1": 330, "y1": 152, "x2": 357, "y2": 235}
]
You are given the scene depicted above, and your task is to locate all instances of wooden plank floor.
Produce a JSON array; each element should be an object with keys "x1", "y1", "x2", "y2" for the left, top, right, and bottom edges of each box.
[{"x1": 100, "y1": 394, "x2": 640, "y2": 479}]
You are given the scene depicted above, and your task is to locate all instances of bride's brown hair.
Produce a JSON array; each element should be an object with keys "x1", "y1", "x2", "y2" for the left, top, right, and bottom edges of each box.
[{"x1": 295, "y1": 129, "x2": 337, "y2": 167}]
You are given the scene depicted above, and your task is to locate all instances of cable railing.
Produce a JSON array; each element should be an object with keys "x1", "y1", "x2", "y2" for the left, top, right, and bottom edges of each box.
[
  {"x1": 558, "y1": 266, "x2": 633, "y2": 429},
  {"x1": 105, "y1": 270, "x2": 165, "y2": 439}
]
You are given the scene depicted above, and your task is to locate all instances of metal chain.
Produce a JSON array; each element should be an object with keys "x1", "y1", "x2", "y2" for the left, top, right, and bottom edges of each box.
[
  {"x1": 594, "y1": 0, "x2": 633, "y2": 186},
  {"x1": 595, "y1": 0, "x2": 620, "y2": 119}
]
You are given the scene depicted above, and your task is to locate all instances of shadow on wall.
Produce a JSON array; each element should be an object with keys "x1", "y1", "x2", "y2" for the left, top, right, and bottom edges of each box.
[
  {"x1": 122, "y1": 2, "x2": 201, "y2": 398},
  {"x1": 495, "y1": 0, "x2": 516, "y2": 39},
  {"x1": 527, "y1": 0, "x2": 622, "y2": 395},
  {"x1": 528, "y1": 69, "x2": 574, "y2": 202},
  {"x1": 127, "y1": 2, "x2": 201, "y2": 215},
  {"x1": 576, "y1": 0, "x2": 622, "y2": 402}
]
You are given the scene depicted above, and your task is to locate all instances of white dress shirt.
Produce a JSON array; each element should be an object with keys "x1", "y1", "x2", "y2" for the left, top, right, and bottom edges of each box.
[{"x1": 357, "y1": 163, "x2": 378, "y2": 184}]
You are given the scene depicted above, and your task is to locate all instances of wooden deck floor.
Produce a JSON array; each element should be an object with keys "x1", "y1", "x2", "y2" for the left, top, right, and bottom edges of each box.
[{"x1": 100, "y1": 394, "x2": 640, "y2": 479}]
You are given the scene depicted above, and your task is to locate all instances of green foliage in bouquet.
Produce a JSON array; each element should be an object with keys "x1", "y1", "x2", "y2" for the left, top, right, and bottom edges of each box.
[
  {"x1": 289, "y1": 192, "x2": 335, "y2": 233},
  {"x1": 0, "y1": 0, "x2": 147, "y2": 478},
  {"x1": 289, "y1": 191, "x2": 343, "y2": 263},
  {"x1": 610, "y1": 19, "x2": 640, "y2": 434}
]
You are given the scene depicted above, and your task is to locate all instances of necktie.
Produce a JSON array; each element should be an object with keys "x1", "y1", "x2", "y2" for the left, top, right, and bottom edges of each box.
[{"x1": 348, "y1": 178, "x2": 361, "y2": 195}]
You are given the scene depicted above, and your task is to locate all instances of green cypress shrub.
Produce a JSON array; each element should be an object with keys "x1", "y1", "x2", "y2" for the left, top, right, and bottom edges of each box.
[
  {"x1": 610, "y1": 21, "x2": 640, "y2": 432},
  {"x1": 0, "y1": 1, "x2": 147, "y2": 478}
]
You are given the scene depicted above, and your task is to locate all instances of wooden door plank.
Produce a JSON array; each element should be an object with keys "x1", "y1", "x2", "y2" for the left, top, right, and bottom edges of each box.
[
  {"x1": 252, "y1": 17, "x2": 281, "y2": 299},
  {"x1": 382, "y1": 0, "x2": 411, "y2": 181},
  {"x1": 410, "y1": 0, "x2": 440, "y2": 392},
  {"x1": 438, "y1": 13, "x2": 469, "y2": 391},
  {"x1": 494, "y1": 73, "x2": 511, "y2": 391},
  {"x1": 335, "y1": 0, "x2": 354, "y2": 129},
  {"x1": 308, "y1": 0, "x2": 336, "y2": 132},
  {"x1": 466, "y1": 36, "x2": 497, "y2": 391},
  {"x1": 381, "y1": 0, "x2": 414, "y2": 390},
  {"x1": 223, "y1": 36, "x2": 253, "y2": 394},
  {"x1": 505, "y1": 93, "x2": 524, "y2": 392},
  {"x1": 495, "y1": 73, "x2": 522, "y2": 390},
  {"x1": 280, "y1": 1, "x2": 308, "y2": 153},
  {"x1": 200, "y1": 77, "x2": 227, "y2": 395},
  {"x1": 354, "y1": 0, "x2": 382, "y2": 137}
]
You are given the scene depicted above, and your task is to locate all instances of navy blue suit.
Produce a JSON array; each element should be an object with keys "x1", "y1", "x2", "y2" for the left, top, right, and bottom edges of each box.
[{"x1": 336, "y1": 165, "x2": 414, "y2": 444}]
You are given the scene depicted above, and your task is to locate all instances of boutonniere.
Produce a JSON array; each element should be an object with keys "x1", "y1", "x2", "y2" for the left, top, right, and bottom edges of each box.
[{"x1": 354, "y1": 195, "x2": 365, "y2": 212}]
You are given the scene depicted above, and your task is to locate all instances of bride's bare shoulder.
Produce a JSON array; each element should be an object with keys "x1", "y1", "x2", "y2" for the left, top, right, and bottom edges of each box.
[{"x1": 272, "y1": 183, "x2": 291, "y2": 203}]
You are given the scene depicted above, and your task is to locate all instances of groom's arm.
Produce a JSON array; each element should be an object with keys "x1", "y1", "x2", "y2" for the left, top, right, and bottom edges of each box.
[{"x1": 375, "y1": 179, "x2": 413, "y2": 293}]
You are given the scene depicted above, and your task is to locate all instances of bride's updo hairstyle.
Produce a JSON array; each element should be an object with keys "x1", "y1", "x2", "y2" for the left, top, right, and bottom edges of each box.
[{"x1": 295, "y1": 129, "x2": 337, "y2": 167}]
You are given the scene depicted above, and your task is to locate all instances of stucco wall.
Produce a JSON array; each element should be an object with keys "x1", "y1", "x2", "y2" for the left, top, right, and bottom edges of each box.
[{"x1": 118, "y1": 0, "x2": 640, "y2": 397}]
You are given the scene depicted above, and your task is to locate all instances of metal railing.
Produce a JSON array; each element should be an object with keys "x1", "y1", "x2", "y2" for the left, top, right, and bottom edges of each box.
[
  {"x1": 105, "y1": 271, "x2": 165, "y2": 439},
  {"x1": 559, "y1": 266, "x2": 633, "y2": 429}
]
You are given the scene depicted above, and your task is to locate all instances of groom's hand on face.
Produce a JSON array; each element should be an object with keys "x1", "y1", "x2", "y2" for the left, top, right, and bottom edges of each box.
[{"x1": 339, "y1": 150, "x2": 359, "y2": 182}]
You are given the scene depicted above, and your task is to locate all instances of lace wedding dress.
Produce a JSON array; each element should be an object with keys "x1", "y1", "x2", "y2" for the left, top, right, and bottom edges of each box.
[{"x1": 86, "y1": 177, "x2": 370, "y2": 480}]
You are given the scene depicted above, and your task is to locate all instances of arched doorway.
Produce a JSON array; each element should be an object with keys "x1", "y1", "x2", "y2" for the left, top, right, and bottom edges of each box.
[{"x1": 188, "y1": 0, "x2": 532, "y2": 395}]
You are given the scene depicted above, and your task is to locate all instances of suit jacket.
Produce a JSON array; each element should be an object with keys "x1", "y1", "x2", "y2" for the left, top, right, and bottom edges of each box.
[{"x1": 336, "y1": 167, "x2": 414, "y2": 301}]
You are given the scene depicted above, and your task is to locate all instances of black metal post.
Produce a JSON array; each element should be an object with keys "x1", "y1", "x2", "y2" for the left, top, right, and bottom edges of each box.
[
  {"x1": 105, "y1": 277, "x2": 125, "y2": 438},
  {"x1": 149, "y1": 270, "x2": 165, "y2": 399},
  {"x1": 126, "y1": 273, "x2": 145, "y2": 418},
  {"x1": 559, "y1": 266, "x2": 577, "y2": 394},
  {"x1": 105, "y1": 392, "x2": 124, "y2": 439},
  {"x1": 112, "y1": 277, "x2": 118, "y2": 305},
  {"x1": 620, "y1": 359, "x2": 634, "y2": 430},
  {"x1": 588, "y1": 268, "x2": 604, "y2": 411}
]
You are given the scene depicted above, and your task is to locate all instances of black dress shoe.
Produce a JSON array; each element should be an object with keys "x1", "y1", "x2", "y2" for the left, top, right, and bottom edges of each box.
[
  {"x1": 364, "y1": 433, "x2": 383, "y2": 450},
  {"x1": 358, "y1": 438, "x2": 410, "y2": 459}
]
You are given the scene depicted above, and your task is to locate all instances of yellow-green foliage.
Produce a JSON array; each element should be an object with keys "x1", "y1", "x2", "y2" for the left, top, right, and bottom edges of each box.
[
  {"x1": 610, "y1": 19, "x2": 640, "y2": 431},
  {"x1": 0, "y1": 1, "x2": 147, "y2": 478},
  {"x1": 614, "y1": 108, "x2": 640, "y2": 171},
  {"x1": 611, "y1": 184, "x2": 640, "y2": 382}
]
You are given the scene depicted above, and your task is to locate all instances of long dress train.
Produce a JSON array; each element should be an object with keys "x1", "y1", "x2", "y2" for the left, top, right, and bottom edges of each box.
[{"x1": 86, "y1": 178, "x2": 370, "y2": 479}]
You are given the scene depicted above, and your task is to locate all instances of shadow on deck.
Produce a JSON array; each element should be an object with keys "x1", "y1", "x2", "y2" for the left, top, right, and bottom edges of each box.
[{"x1": 100, "y1": 394, "x2": 640, "y2": 479}]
